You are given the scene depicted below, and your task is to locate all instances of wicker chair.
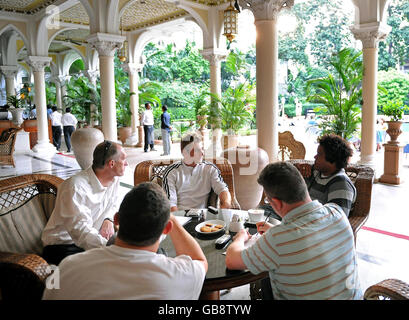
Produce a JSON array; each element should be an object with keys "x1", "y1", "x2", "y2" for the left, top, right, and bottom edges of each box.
[
  {"x1": 364, "y1": 279, "x2": 409, "y2": 300},
  {"x1": 0, "y1": 174, "x2": 63, "y2": 300},
  {"x1": 289, "y1": 159, "x2": 374, "y2": 243},
  {"x1": 0, "y1": 127, "x2": 20, "y2": 167},
  {"x1": 134, "y1": 157, "x2": 241, "y2": 209},
  {"x1": 278, "y1": 131, "x2": 306, "y2": 161}
]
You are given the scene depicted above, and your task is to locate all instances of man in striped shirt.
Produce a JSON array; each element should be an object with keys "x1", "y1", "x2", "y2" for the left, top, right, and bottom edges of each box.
[
  {"x1": 226, "y1": 162, "x2": 362, "y2": 300},
  {"x1": 305, "y1": 134, "x2": 356, "y2": 217}
]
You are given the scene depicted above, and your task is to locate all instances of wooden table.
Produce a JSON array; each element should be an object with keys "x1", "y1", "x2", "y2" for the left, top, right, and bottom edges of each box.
[{"x1": 159, "y1": 210, "x2": 269, "y2": 300}]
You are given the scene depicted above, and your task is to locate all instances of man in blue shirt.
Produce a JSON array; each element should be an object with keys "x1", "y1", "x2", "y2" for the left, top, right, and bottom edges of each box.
[{"x1": 160, "y1": 105, "x2": 172, "y2": 156}]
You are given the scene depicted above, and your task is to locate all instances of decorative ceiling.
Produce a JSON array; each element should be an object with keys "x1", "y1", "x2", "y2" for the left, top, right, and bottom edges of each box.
[{"x1": 0, "y1": 0, "x2": 228, "y2": 52}]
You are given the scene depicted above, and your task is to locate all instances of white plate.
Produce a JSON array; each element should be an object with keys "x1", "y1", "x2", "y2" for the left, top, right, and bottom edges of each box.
[{"x1": 195, "y1": 219, "x2": 226, "y2": 234}]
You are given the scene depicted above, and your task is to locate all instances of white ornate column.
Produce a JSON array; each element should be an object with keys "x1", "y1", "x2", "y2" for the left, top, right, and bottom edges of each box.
[
  {"x1": 84, "y1": 69, "x2": 100, "y2": 127},
  {"x1": 351, "y1": 24, "x2": 391, "y2": 169},
  {"x1": 240, "y1": 0, "x2": 294, "y2": 162},
  {"x1": 0, "y1": 66, "x2": 18, "y2": 97},
  {"x1": 201, "y1": 49, "x2": 227, "y2": 156},
  {"x1": 87, "y1": 33, "x2": 125, "y2": 141},
  {"x1": 26, "y1": 56, "x2": 56, "y2": 155},
  {"x1": 122, "y1": 63, "x2": 143, "y2": 146}
]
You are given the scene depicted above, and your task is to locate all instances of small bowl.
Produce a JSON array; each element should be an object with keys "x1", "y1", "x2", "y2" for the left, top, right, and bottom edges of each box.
[{"x1": 248, "y1": 209, "x2": 265, "y2": 223}]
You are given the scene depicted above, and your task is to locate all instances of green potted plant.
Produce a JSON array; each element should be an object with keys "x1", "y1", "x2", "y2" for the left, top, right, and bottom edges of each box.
[
  {"x1": 7, "y1": 94, "x2": 25, "y2": 126},
  {"x1": 381, "y1": 100, "x2": 409, "y2": 144},
  {"x1": 211, "y1": 83, "x2": 256, "y2": 149}
]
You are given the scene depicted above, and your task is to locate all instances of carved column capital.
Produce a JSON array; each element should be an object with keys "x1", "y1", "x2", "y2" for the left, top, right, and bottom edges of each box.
[
  {"x1": 87, "y1": 33, "x2": 126, "y2": 57},
  {"x1": 122, "y1": 63, "x2": 143, "y2": 75},
  {"x1": 239, "y1": 0, "x2": 294, "y2": 21},
  {"x1": 83, "y1": 70, "x2": 99, "y2": 84},
  {"x1": 0, "y1": 65, "x2": 18, "y2": 78},
  {"x1": 201, "y1": 49, "x2": 227, "y2": 66},
  {"x1": 350, "y1": 23, "x2": 391, "y2": 49},
  {"x1": 26, "y1": 56, "x2": 52, "y2": 72}
]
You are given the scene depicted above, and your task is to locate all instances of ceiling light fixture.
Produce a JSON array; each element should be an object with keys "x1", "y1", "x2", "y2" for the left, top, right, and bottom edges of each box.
[
  {"x1": 118, "y1": 17, "x2": 128, "y2": 63},
  {"x1": 223, "y1": 0, "x2": 239, "y2": 43}
]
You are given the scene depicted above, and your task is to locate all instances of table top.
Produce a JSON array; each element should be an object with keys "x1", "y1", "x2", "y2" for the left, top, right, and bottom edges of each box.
[{"x1": 159, "y1": 209, "x2": 269, "y2": 292}]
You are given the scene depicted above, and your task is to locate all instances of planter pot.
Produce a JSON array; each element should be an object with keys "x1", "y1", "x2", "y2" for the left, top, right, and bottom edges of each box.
[
  {"x1": 386, "y1": 121, "x2": 403, "y2": 145},
  {"x1": 71, "y1": 128, "x2": 104, "y2": 169},
  {"x1": 222, "y1": 145, "x2": 269, "y2": 210},
  {"x1": 9, "y1": 108, "x2": 24, "y2": 127},
  {"x1": 118, "y1": 126, "x2": 132, "y2": 144},
  {"x1": 222, "y1": 134, "x2": 240, "y2": 150}
]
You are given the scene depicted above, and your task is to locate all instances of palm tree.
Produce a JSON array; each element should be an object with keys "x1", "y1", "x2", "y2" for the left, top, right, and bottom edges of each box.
[{"x1": 306, "y1": 48, "x2": 363, "y2": 140}]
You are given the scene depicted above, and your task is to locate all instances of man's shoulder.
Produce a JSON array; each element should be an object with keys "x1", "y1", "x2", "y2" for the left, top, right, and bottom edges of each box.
[{"x1": 163, "y1": 161, "x2": 183, "y2": 176}]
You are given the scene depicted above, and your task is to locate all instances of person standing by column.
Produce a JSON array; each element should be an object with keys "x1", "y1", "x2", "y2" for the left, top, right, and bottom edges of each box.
[
  {"x1": 51, "y1": 106, "x2": 62, "y2": 151},
  {"x1": 62, "y1": 107, "x2": 78, "y2": 153},
  {"x1": 160, "y1": 105, "x2": 172, "y2": 156},
  {"x1": 142, "y1": 102, "x2": 156, "y2": 152}
]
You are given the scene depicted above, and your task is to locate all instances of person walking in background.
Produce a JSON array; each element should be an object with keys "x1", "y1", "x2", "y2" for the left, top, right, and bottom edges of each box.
[
  {"x1": 160, "y1": 105, "x2": 172, "y2": 156},
  {"x1": 62, "y1": 107, "x2": 78, "y2": 153},
  {"x1": 29, "y1": 105, "x2": 37, "y2": 119},
  {"x1": 142, "y1": 102, "x2": 156, "y2": 152},
  {"x1": 50, "y1": 106, "x2": 62, "y2": 151}
]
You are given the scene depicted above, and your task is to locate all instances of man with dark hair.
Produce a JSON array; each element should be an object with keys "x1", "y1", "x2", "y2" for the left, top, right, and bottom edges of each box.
[
  {"x1": 141, "y1": 102, "x2": 156, "y2": 152},
  {"x1": 160, "y1": 105, "x2": 172, "y2": 156},
  {"x1": 163, "y1": 132, "x2": 231, "y2": 211},
  {"x1": 50, "y1": 106, "x2": 62, "y2": 151},
  {"x1": 41, "y1": 140, "x2": 128, "y2": 265},
  {"x1": 226, "y1": 161, "x2": 362, "y2": 300},
  {"x1": 305, "y1": 134, "x2": 356, "y2": 216},
  {"x1": 62, "y1": 107, "x2": 77, "y2": 153},
  {"x1": 43, "y1": 182, "x2": 207, "y2": 300}
]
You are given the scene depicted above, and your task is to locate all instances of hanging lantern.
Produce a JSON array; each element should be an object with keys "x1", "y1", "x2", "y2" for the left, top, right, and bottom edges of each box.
[
  {"x1": 223, "y1": 1, "x2": 238, "y2": 43},
  {"x1": 118, "y1": 17, "x2": 128, "y2": 63},
  {"x1": 118, "y1": 40, "x2": 128, "y2": 63}
]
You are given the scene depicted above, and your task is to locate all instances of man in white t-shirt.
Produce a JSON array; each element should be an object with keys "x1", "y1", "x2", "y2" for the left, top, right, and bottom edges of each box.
[
  {"x1": 62, "y1": 107, "x2": 78, "y2": 153},
  {"x1": 50, "y1": 106, "x2": 62, "y2": 151},
  {"x1": 42, "y1": 182, "x2": 207, "y2": 300},
  {"x1": 163, "y1": 132, "x2": 231, "y2": 211},
  {"x1": 142, "y1": 102, "x2": 156, "y2": 152}
]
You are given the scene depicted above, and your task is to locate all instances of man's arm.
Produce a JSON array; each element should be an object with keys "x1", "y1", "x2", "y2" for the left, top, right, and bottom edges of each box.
[
  {"x1": 163, "y1": 167, "x2": 179, "y2": 209},
  {"x1": 225, "y1": 229, "x2": 250, "y2": 270},
  {"x1": 169, "y1": 215, "x2": 208, "y2": 272},
  {"x1": 218, "y1": 190, "x2": 231, "y2": 209}
]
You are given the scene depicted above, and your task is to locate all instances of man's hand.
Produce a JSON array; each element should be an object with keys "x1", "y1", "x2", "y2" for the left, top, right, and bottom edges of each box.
[
  {"x1": 99, "y1": 219, "x2": 115, "y2": 240},
  {"x1": 256, "y1": 221, "x2": 273, "y2": 235}
]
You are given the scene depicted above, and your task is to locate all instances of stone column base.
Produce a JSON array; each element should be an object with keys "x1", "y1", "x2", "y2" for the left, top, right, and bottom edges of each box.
[
  {"x1": 32, "y1": 140, "x2": 57, "y2": 156},
  {"x1": 379, "y1": 144, "x2": 404, "y2": 185}
]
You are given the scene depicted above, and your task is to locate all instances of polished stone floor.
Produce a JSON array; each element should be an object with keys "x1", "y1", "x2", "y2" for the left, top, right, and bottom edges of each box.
[{"x1": 1, "y1": 126, "x2": 409, "y2": 300}]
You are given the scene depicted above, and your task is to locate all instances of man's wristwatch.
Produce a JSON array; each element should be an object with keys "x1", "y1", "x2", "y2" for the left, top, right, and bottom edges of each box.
[{"x1": 104, "y1": 217, "x2": 114, "y2": 223}]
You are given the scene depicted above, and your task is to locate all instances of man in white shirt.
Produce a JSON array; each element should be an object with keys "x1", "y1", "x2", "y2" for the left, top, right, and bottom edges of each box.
[
  {"x1": 142, "y1": 102, "x2": 156, "y2": 152},
  {"x1": 42, "y1": 182, "x2": 207, "y2": 300},
  {"x1": 62, "y1": 107, "x2": 78, "y2": 153},
  {"x1": 41, "y1": 140, "x2": 128, "y2": 265},
  {"x1": 50, "y1": 106, "x2": 62, "y2": 151},
  {"x1": 163, "y1": 132, "x2": 231, "y2": 211}
]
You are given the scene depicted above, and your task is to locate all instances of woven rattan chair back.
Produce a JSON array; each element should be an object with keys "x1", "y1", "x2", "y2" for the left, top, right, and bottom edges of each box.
[
  {"x1": 278, "y1": 131, "x2": 306, "y2": 161},
  {"x1": 0, "y1": 174, "x2": 63, "y2": 300},
  {"x1": 134, "y1": 157, "x2": 241, "y2": 210}
]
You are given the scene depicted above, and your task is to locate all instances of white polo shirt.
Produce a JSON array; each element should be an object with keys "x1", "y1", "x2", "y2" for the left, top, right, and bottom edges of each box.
[
  {"x1": 51, "y1": 111, "x2": 62, "y2": 127},
  {"x1": 62, "y1": 113, "x2": 78, "y2": 127},
  {"x1": 162, "y1": 161, "x2": 229, "y2": 209},
  {"x1": 42, "y1": 245, "x2": 206, "y2": 300},
  {"x1": 142, "y1": 109, "x2": 154, "y2": 126}
]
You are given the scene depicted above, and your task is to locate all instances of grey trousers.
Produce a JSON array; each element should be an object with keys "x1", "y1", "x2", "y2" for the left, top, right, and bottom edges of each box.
[{"x1": 161, "y1": 129, "x2": 171, "y2": 155}]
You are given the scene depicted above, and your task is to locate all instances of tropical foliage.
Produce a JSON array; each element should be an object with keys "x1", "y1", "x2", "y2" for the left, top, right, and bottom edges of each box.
[
  {"x1": 64, "y1": 75, "x2": 101, "y2": 124},
  {"x1": 306, "y1": 48, "x2": 363, "y2": 140},
  {"x1": 381, "y1": 100, "x2": 409, "y2": 121},
  {"x1": 378, "y1": 69, "x2": 409, "y2": 110}
]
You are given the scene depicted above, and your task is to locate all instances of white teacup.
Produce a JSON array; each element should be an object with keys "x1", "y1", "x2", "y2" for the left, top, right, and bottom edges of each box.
[
  {"x1": 229, "y1": 221, "x2": 244, "y2": 233},
  {"x1": 248, "y1": 209, "x2": 265, "y2": 223}
]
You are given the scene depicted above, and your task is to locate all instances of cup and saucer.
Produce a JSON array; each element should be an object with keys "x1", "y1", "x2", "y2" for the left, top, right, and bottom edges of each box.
[{"x1": 245, "y1": 209, "x2": 265, "y2": 226}]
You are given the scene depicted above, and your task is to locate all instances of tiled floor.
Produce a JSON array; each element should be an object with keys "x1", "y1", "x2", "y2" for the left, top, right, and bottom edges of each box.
[{"x1": 2, "y1": 122, "x2": 409, "y2": 300}]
